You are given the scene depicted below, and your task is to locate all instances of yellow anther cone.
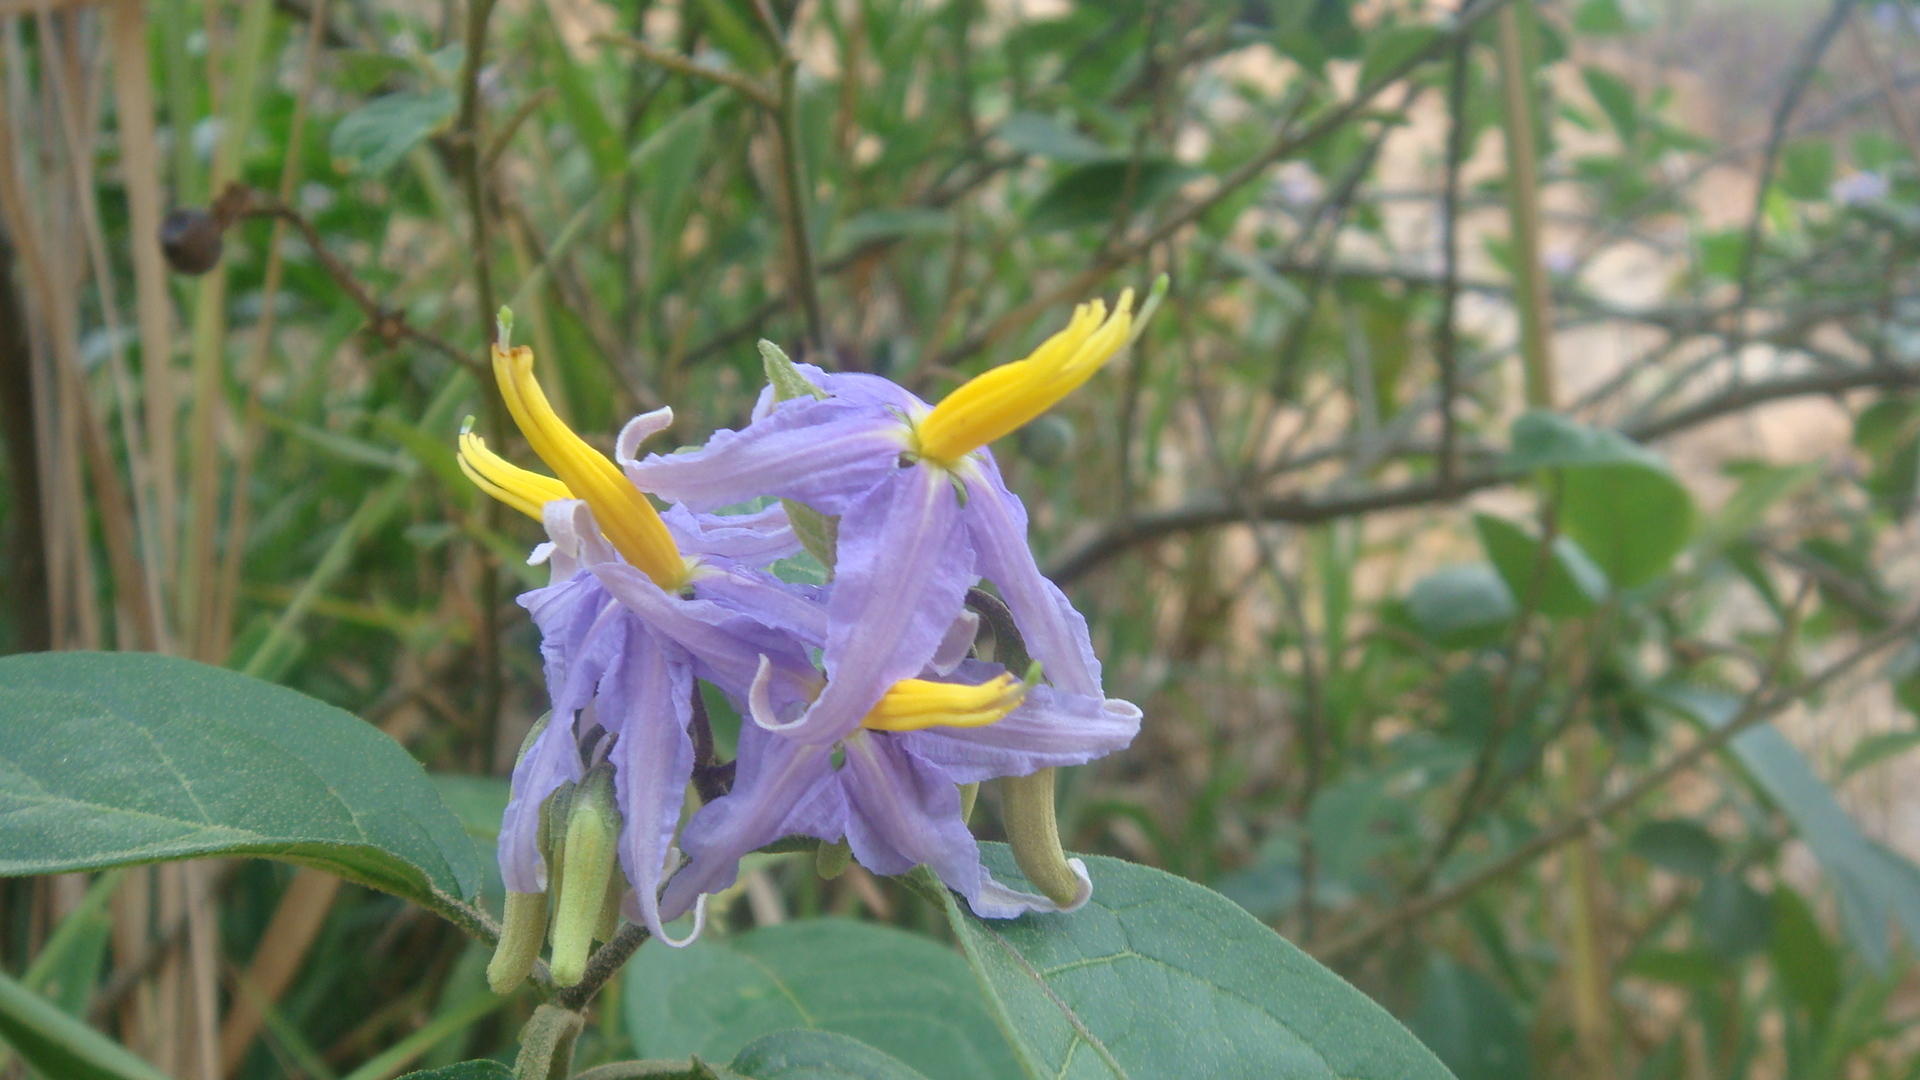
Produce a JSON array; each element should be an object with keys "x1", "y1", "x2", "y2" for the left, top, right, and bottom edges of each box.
[
  {"x1": 861, "y1": 671, "x2": 1028, "y2": 733},
  {"x1": 914, "y1": 290, "x2": 1136, "y2": 466},
  {"x1": 490, "y1": 337, "x2": 688, "y2": 588},
  {"x1": 458, "y1": 427, "x2": 572, "y2": 520}
]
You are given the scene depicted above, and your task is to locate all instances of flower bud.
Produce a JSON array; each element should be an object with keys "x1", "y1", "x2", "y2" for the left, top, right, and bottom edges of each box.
[
  {"x1": 547, "y1": 766, "x2": 621, "y2": 986},
  {"x1": 1000, "y1": 767, "x2": 1091, "y2": 910},
  {"x1": 815, "y1": 838, "x2": 851, "y2": 880},
  {"x1": 485, "y1": 891, "x2": 549, "y2": 994}
]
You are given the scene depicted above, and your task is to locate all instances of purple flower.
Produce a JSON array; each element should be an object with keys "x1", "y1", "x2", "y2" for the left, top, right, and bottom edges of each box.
[
  {"x1": 463, "y1": 341, "x2": 828, "y2": 979},
  {"x1": 627, "y1": 296, "x2": 1142, "y2": 745},
  {"x1": 627, "y1": 293, "x2": 1154, "y2": 916},
  {"x1": 663, "y1": 662, "x2": 1139, "y2": 919}
]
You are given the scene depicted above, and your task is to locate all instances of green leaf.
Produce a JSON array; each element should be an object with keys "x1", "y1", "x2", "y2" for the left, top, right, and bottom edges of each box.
[
  {"x1": 1696, "y1": 872, "x2": 1772, "y2": 960},
  {"x1": 0, "y1": 652, "x2": 485, "y2": 924},
  {"x1": 1839, "y1": 730, "x2": 1920, "y2": 777},
  {"x1": 1770, "y1": 886, "x2": 1841, "y2": 1028},
  {"x1": 1629, "y1": 819, "x2": 1722, "y2": 877},
  {"x1": 1357, "y1": 25, "x2": 1442, "y2": 89},
  {"x1": 540, "y1": 7, "x2": 623, "y2": 182},
  {"x1": 1027, "y1": 160, "x2": 1200, "y2": 232},
  {"x1": 941, "y1": 845, "x2": 1456, "y2": 1080},
  {"x1": 1581, "y1": 66, "x2": 1638, "y2": 145},
  {"x1": 396, "y1": 1063, "x2": 514, "y2": 1080},
  {"x1": 0, "y1": 968, "x2": 172, "y2": 1080},
  {"x1": 730, "y1": 1031, "x2": 935, "y2": 1080},
  {"x1": 1780, "y1": 140, "x2": 1836, "y2": 201},
  {"x1": 1405, "y1": 564, "x2": 1516, "y2": 648},
  {"x1": 1572, "y1": 0, "x2": 1633, "y2": 34},
  {"x1": 330, "y1": 89, "x2": 456, "y2": 176},
  {"x1": 1507, "y1": 411, "x2": 1664, "y2": 473},
  {"x1": 1473, "y1": 513, "x2": 1606, "y2": 617},
  {"x1": 1506, "y1": 412, "x2": 1694, "y2": 587},
  {"x1": 1406, "y1": 956, "x2": 1530, "y2": 1080},
  {"x1": 995, "y1": 113, "x2": 1113, "y2": 164},
  {"x1": 833, "y1": 209, "x2": 954, "y2": 254},
  {"x1": 1697, "y1": 229, "x2": 1746, "y2": 282},
  {"x1": 1656, "y1": 686, "x2": 1920, "y2": 972},
  {"x1": 1620, "y1": 948, "x2": 1723, "y2": 986},
  {"x1": 625, "y1": 919, "x2": 1021, "y2": 1080}
]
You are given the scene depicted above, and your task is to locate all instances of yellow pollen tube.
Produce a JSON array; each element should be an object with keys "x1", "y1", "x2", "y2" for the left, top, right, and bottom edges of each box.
[
  {"x1": 913, "y1": 290, "x2": 1135, "y2": 467},
  {"x1": 458, "y1": 430, "x2": 572, "y2": 520},
  {"x1": 492, "y1": 342, "x2": 689, "y2": 589},
  {"x1": 860, "y1": 672, "x2": 1028, "y2": 733}
]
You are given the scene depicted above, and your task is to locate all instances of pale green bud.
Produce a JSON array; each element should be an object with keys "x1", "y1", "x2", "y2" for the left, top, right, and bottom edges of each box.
[
  {"x1": 547, "y1": 766, "x2": 620, "y2": 986},
  {"x1": 486, "y1": 890, "x2": 549, "y2": 994},
  {"x1": 1001, "y1": 767, "x2": 1089, "y2": 909},
  {"x1": 815, "y1": 838, "x2": 852, "y2": 879}
]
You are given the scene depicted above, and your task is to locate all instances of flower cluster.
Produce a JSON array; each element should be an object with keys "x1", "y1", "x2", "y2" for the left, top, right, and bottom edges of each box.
[{"x1": 467, "y1": 288, "x2": 1157, "y2": 992}]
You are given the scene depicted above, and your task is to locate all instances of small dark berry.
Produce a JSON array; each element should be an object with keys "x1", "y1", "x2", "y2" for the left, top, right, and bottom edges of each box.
[{"x1": 160, "y1": 207, "x2": 224, "y2": 275}]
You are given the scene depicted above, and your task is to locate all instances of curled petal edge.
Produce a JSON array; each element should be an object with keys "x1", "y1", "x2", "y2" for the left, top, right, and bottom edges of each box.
[{"x1": 970, "y1": 857, "x2": 1093, "y2": 919}]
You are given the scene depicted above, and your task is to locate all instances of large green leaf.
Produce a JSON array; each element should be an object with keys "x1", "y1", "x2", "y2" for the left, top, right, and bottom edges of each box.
[
  {"x1": 941, "y1": 846, "x2": 1456, "y2": 1080},
  {"x1": 731, "y1": 1031, "x2": 934, "y2": 1080},
  {"x1": 396, "y1": 1064, "x2": 513, "y2": 1080},
  {"x1": 626, "y1": 918, "x2": 1021, "y2": 1080},
  {"x1": 0, "y1": 652, "x2": 485, "y2": 926},
  {"x1": 0, "y1": 967, "x2": 171, "y2": 1080},
  {"x1": 1506, "y1": 412, "x2": 1695, "y2": 588}
]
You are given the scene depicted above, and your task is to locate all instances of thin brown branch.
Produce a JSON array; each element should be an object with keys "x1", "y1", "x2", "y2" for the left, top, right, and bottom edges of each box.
[
  {"x1": 1047, "y1": 362, "x2": 1920, "y2": 585},
  {"x1": 595, "y1": 34, "x2": 779, "y2": 111}
]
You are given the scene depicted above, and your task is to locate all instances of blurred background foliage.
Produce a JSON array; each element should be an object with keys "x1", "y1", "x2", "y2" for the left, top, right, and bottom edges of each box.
[{"x1": 8, "y1": 0, "x2": 1920, "y2": 1076}]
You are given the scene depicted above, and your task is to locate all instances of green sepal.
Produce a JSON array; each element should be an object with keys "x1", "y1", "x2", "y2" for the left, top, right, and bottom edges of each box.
[{"x1": 758, "y1": 340, "x2": 827, "y2": 402}]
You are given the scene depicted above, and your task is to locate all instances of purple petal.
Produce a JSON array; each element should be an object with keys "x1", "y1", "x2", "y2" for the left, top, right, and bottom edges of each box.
[
  {"x1": 839, "y1": 731, "x2": 1076, "y2": 917},
  {"x1": 659, "y1": 722, "x2": 845, "y2": 919},
  {"x1": 764, "y1": 464, "x2": 975, "y2": 744},
  {"x1": 497, "y1": 711, "x2": 584, "y2": 893},
  {"x1": 663, "y1": 503, "x2": 801, "y2": 566},
  {"x1": 961, "y1": 459, "x2": 1103, "y2": 698},
  {"x1": 590, "y1": 562, "x2": 820, "y2": 712},
  {"x1": 520, "y1": 576, "x2": 627, "y2": 719},
  {"x1": 605, "y1": 631, "x2": 700, "y2": 944},
  {"x1": 840, "y1": 731, "x2": 981, "y2": 885},
  {"x1": 614, "y1": 408, "x2": 676, "y2": 467},
  {"x1": 627, "y1": 397, "x2": 908, "y2": 515},
  {"x1": 929, "y1": 611, "x2": 980, "y2": 675},
  {"x1": 691, "y1": 563, "x2": 828, "y2": 647},
  {"x1": 894, "y1": 680, "x2": 1142, "y2": 784}
]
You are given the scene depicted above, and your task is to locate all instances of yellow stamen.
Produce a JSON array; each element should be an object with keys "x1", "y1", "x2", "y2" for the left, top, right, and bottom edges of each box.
[
  {"x1": 458, "y1": 430, "x2": 572, "y2": 520},
  {"x1": 861, "y1": 673, "x2": 1027, "y2": 733},
  {"x1": 913, "y1": 290, "x2": 1135, "y2": 466},
  {"x1": 492, "y1": 343, "x2": 688, "y2": 588}
]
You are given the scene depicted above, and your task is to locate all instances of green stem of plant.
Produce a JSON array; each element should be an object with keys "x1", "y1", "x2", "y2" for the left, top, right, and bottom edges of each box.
[
  {"x1": 513, "y1": 1003, "x2": 585, "y2": 1080},
  {"x1": 1494, "y1": 0, "x2": 1555, "y2": 410}
]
